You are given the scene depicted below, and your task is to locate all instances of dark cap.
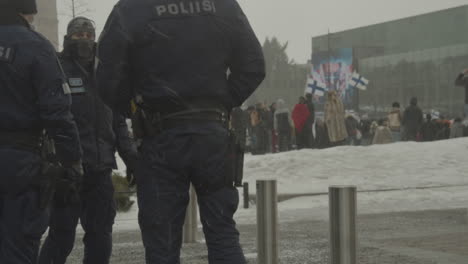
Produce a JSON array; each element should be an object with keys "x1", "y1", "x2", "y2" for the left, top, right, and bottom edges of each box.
[
  {"x1": 0, "y1": 0, "x2": 38, "y2": 14},
  {"x1": 67, "y1": 17, "x2": 96, "y2": 37}
]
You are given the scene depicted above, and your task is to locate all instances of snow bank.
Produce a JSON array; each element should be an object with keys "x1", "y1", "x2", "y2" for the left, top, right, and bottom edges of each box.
[
  {"x1": 243, "y1": 138, "x2": 468, "y2": 194},
  {"x1": 114, "y1": 138, "x2": 468, "y2": 229},
  {"x1": 234, "y1": 186, "x2": 468, "y2": 225}
]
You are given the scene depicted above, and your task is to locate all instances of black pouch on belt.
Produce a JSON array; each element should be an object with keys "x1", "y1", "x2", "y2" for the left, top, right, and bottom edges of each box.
[
  {"x1": 131, "y1": 106, "x2": 159, "y2": 139},
  {"x1": 39, "y1": 162, "x2": 64, "y2": 209},
  {"x1": 227, "y1": 130, "x2": 245, "y2": 188},
  {"x1": 38, "y1": 135, "x2": 65, "y2": 210},
  {"x1": 131, "y1": 106, "x2": 146, "y2": 139}
]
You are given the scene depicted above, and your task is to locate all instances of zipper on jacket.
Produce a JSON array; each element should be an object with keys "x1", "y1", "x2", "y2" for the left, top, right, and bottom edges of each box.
[{"x1": 75, "y1": 60, "x2": 102, "y2": 166}]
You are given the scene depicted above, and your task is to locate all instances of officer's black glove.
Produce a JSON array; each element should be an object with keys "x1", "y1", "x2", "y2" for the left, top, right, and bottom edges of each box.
[
  {"x1": 125, "y1": 155, "x2": 138, "y2": 188},
  {"x1": 126, "y1": 167, "x2": 136, "y2": 188},
  {"x1": 55, "y1": 161, "x2": 84, "y2": 206}
]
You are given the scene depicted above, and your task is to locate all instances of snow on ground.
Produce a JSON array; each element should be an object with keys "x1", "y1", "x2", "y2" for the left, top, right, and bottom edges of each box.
[
  {"x1": 234, "y1": 186, "x2": 468, "y2": 225},
  {"x1": 113, "y1": 197, "x2": 140, "y2": 231},
  {"x1": 114, "y1": 138, "x2": 468, "y2": 230},
  {"x1": 115, "y1": 154, "x2": 126, "y2": 175},
  {"x1": 243, "y1": 138, "x2": 468, "y2": 194}
]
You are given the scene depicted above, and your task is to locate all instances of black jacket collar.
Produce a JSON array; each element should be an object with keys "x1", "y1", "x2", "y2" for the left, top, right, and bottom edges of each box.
[{"x1": 0, "y1": 12, "x2": 31, "y2": 28}]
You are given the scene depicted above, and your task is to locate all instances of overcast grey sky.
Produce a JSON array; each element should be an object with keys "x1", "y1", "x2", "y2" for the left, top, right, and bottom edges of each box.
[{"x1": 58, "y1": 0, "x2": 468, "y2": 63}]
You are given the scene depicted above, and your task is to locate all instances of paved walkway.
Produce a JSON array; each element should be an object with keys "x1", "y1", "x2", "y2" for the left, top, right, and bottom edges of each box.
[{"x1": 63, "y1": 208, "x2": 468, "y2": 263}]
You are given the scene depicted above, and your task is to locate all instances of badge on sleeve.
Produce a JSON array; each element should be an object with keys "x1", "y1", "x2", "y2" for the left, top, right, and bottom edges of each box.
[
  {"x1": 0, "y1": 44, "x2": 14, "y2": 63},
  {"x1": 68, "y1": 78, "x2": 86, "y2": 94},
  {"x1": 62, "y1": 82, "x2": 72, "y2": 95}
]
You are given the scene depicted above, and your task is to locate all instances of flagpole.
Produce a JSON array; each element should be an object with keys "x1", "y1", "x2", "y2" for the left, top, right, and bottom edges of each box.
[
  {"x1": 327, "y1": 29, "x2": 331, "y2": 90},
  {"x1": 353, "y1": 47, "x2": 359, "y2": 110}
]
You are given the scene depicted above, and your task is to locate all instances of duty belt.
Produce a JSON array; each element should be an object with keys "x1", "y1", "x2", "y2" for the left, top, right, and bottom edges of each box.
[
  {"x1": 153, "y1": 109, "x2": 228, "y2": 131},
  {"x1": 0, "y1": 130, "x2": 42, "y2": 152}
]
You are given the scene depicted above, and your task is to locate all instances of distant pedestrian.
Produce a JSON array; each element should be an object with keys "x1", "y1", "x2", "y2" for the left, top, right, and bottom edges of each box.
[
  {"x1": 314, "y1": 118, "x2": 330, "y2": 149},
  {"x1": 420, "y1": 114, "x2": 436, "y2": 142},
  {"x1": 324, "y1": 91, "x2": 348, "y2": 146},
  {"x1": 345, "y1": 114, "x2": 361, "y2": 146},
  {"x1": 450, "y1": 118, "x2": 465, "y2": 139},
  {"x1": 292, "y1": 97, "x2": 310, "y2": 149},
  {"x1": 270, "y1": 102, "x2": 278, "y2": 152},
  {"x1": 359, "y1": 115, "x2": 373, "y2": 146},
  {"x1": 274, "y1": 99, "x2": 292, "y2": 152},
  {"x1": 370, "y1": 121, "x2": 379, "y2": 138},
  {"x1": 258, "y1": 103, "x2": 273, "y2": 153},
  {"x1": 255, "y1": 104, "x2": 269, "y2": 155},
  {"x1": 434, "y1": 118, "x2": 451, "y2": 140},
  {"x1": 402, "y1": 97, "x2": 423, "y2": 141},
  {"x1": 231, "y1": 107, "x2": 248, "y2": 149},
  {"x1": 387, "y1": 102, "x2": 402, "y2": 142},
  {"x1": 454, "y1": 69, "x2": 468, "y2": 118},
  {"x1": 305, "y1": 93, "x2": 316, "y2": 148},
  {"x1": 249, "y1": 106, "x2": 264, "y2": 154},
  {"x1": 372, "y1": 119, "x2": 393, "y2": 145}
]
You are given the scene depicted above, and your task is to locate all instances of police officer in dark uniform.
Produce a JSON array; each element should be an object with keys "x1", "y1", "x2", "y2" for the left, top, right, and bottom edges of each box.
[
  {"x1": 37, "y1": 17, "x2": 138, "y2": 264},
  {"x1": 455, "y1": 69, "x2": 468, "y2": 118},
  {"x1": 0, "y1": 0, "x2": 83, "y2": 263},
  {"x1": 96, "y1": 0, "x2": 265, "y2": 263}
]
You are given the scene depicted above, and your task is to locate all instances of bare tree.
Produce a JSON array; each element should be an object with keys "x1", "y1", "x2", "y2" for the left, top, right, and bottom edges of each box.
[{"x1": 61, "y1": 0, "x2": 91, "y2": 19}]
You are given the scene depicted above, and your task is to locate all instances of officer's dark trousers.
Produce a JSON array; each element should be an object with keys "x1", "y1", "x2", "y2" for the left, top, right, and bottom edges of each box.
[
  {"x1": 38, "y1": 167, "x2": 116, "y2": 264},
  {"x1": 136, "y1": 122, "x2": 246, "y2": 264},
  {"x1": 0, "y1": 148, "x2": 48, "y2": 264}
]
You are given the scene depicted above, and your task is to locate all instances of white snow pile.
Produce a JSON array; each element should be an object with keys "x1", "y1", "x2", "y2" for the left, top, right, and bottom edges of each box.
[
  {"x1": 115, "y1": 138, "x2": 468, "y2": 228},
  {"x1": 243, "y1": 138, "x2": 468, "y2": 194},
  {"x1": 235, "y1": 138, "x2": 468, "y2": 224}
]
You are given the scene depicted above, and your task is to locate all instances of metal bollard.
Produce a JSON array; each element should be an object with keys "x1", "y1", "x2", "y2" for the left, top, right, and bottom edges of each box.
[
  {"x1": 183, "y1": 185, "x2": 198, "y2": 243},
  {"x1": 465, "y1": 208, "x2": 468, "y2": 225},
  {"x1": 329, "y1": 186, "x2": 357, "y2": 264},
  {"x1": 256, "y1": 180, "x2": 278, "y2": 264},
  {"x1": 243, "y1": 182, "x2": 250, "y2": 209}
]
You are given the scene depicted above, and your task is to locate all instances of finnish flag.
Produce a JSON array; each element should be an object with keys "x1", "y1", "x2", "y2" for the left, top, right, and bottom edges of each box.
[
  {"x1": 306, "y1": 78, "x2": 327, "y2": 96},
  {"x1": 349, "y1": 72, "x2": 369, "y2": 91}
]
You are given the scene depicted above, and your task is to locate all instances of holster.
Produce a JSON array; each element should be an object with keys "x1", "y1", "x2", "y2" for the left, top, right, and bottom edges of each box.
[
  {"x1": 0, "y1": 130, "x2": 64, "y2": 209},
  {"x1": 228, "y1": 130, "x2": 245, "y2": 187},
  {"x1": 39, "y1": 161, "x2": 63, "y2": 209},
  {"x1": 38, "y1": 134, "x2": 65, "y2": 209},
  {"x1": 131, "y1": 106, "x2": 158, "y2": 140}
]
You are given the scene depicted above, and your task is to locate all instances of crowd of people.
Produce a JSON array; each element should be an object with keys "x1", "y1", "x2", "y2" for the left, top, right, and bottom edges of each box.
[{"x1": 232, "y1": 94, "x2": 468, "y2": 155}]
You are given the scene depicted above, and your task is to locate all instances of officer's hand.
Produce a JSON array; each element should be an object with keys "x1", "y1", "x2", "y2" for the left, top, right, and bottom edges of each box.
[
  {"x1": 126, "y1": 167, "x2": 136, "y2": 188},
  {"x1": 463, "y1": 69, "x2": 468, "y2": 75},
  {"x1": 125, "y1": 154, "x2": 138, "y2": 188},
  {"x1": 55, "y1": 161, "x2": 83, "y2": 206}
]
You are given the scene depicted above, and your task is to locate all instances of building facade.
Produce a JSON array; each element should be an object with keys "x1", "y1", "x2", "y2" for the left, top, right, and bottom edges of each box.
[
  {"x1": 312, "y1": 5, "x2": 468, "y2": 117},
  {"x1": 246, "y1": 64, "x2": 308, "y2": 109},
  {"x1": 35, "y1": 0, "x2": 59, "y2": 49}
]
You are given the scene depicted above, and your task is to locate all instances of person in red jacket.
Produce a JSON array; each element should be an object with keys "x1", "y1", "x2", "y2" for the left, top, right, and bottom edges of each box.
[{"x1": 292, "y1": 96, "x2": 310, "y2": 149}]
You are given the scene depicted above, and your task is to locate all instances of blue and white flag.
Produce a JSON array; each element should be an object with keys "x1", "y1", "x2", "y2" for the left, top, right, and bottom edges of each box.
[
  {"x1": 306, "y1": 78, "x2": 327, "y2": 96},
  {"x1": 349, "y1": 72, "x2": 369, "y2": 91}
]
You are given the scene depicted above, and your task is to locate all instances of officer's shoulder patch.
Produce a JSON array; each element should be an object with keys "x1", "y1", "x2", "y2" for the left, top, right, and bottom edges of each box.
[
  {"x1": 0, "y1": 44, "x2": 15, "y2": 63},
  {"x1": 62, "y1": 82, "x2": 72, "y2": 95}
]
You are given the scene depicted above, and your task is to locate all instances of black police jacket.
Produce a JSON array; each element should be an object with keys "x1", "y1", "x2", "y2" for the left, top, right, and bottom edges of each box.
[
  {"x1": 96, "y1": 0, "x2": 265, "y2": 114},
  {"x1": 59, "y1": 53, "x2": 136, "y2": 169},
  {"x1": 0, "y1": 14, "x2": 82, "y2": 163}
]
